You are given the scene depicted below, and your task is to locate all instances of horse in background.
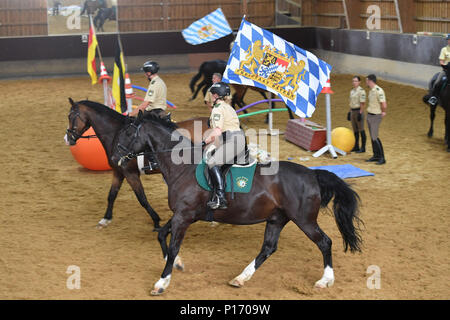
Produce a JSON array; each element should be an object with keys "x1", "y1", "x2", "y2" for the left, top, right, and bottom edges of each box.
[
  {"x1": 189, "y1": 60, "x2": 227, "y2": 101},
  {"x1": 94, "y1": 6, "x2": 117, "y2": 32},
  {"x1": 64, "y1": 99, "x2": 209, "y2": 230},
  {"x1": 424, "y1": 64, "x2": 450, "y2": 152}
]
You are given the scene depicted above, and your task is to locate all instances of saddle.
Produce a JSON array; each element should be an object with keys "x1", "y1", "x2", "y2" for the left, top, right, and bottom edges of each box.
[{"x1": 196, "y1": 147, "x2": 257, "y2": 194}]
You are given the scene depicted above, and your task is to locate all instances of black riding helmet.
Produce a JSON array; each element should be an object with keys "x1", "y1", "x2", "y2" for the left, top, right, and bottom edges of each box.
[
  {"x1": 210, "y1": 82, "x2": 230, "y2": 98},
  {"x1": 141, "y1": 61, "x2": 159, "y2": 74}
]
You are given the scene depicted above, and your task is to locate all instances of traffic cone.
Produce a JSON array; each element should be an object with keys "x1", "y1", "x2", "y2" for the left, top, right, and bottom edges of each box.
[
  {"x1": 98, "y1": 62, "x2": 112, "y2": 83},
  {"x1": 125, "y1": 73, "x2": 134, "y2": 99},
  {"x1": 321, "y1": 78, "x2": 334, "y2": 94}
]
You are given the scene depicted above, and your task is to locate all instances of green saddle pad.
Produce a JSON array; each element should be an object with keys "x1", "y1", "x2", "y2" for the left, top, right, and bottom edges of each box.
[{"x1": 195, "y1": 160, "x2": 257, "y2": 193}]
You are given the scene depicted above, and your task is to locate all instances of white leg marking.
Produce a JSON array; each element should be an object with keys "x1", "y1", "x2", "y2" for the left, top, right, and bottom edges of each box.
[
  {"x1": 229, "y1": 259, "x2": 256, "y2": 288},
  {"x1": 96, "y1": 218, "x2": 112, "y2": 229},
  {"x1": 314, "y1": 265, "x2": 335, "y2": 288},
  {"x1": 151, "y1": 274, "x2": 171, "y2": 295}
]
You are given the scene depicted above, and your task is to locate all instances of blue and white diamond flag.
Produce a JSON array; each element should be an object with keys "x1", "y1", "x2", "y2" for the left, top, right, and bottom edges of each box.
[
  {"x1": 223, "y1": 18, "x2": 332, "y2": 118},
  {"x1": 181, "y1": 8, "x2": 233, "y2": 45}
]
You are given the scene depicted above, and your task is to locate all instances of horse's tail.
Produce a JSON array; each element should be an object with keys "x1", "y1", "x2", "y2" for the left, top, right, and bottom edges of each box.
[
  {"x1": 314, "y1": 169, "x2": 363, "y2": 253},
  {"x1": 189, "y1": 62, "x2": 205, "y2": 93}
]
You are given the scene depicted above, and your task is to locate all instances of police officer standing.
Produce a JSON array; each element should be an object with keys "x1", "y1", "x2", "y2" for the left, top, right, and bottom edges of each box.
[
  {"x1": 424, "y1": 34, "x2": 450, "y2": 106},
  {"x1": 348, "y1": 76, "x2": 367, "y2": 153},
  {"x1": 365, "y1": 74, "x2": 387, "y2": 165},
  {"x1": 202, "y1": 82, "x2": 246, "y2": 210},
  {"x1": 129, "y1": 61, "x2": 167, "y2": 117}
]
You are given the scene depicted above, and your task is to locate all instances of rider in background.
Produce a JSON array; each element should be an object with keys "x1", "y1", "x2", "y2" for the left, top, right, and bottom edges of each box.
[
  {"x1": 129, "y1": 61, "x2": 167, "y2": 117},
  {"x1": 204, "y1": 73, "x2": 231, "y2": 110},
  {"x1": 424, "y1": 34, "x2": 450, "y2": 106}
]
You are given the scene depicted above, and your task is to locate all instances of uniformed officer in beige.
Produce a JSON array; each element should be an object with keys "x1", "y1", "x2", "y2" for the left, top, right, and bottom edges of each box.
[
  {"x1": 204, "y1": 73, "x2": 231, "y2": 109},
  {"x1": 348, "y1": 76, "x2": 367, "y2": 153},
  {"x1": 365, "y1": 74, "x2": 386, "y2": 165},
  {"x1": 424, "y1": 34, "x2": 450, "y2": 106},
  {"x1": 129, "y1": 61, "x2": 167, "y2": 117},
  {"x1": 202, "y1": 82, "x2": 246, "y2": 210}
]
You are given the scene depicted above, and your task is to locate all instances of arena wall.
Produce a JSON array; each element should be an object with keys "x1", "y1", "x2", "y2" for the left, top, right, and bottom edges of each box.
[{"x1": 0, "y1": 26, "x2": 445, "y2": 89}]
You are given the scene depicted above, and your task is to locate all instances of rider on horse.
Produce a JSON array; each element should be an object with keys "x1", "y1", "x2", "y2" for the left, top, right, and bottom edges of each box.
[
  {"x1": 423, "y1": 34, "x2": 450, "y2": 106},
  {"x1": 202, "y1": 82, "x2": 246, "y2": 210}
]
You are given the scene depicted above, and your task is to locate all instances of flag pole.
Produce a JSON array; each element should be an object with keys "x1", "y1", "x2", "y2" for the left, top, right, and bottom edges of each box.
[{"x1": 89, "y1": 14, "x2": 111, "y2": 107}]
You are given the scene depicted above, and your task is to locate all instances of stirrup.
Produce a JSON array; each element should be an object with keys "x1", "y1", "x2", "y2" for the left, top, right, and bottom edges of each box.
[{"x1": 427, "y1": 96, "x2": 438, "y2": 106}]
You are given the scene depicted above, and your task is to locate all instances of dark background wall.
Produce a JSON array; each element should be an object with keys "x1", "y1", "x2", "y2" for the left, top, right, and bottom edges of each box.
[{"x1": 0, "y1": 27, "x2": 444, "y2": 67}]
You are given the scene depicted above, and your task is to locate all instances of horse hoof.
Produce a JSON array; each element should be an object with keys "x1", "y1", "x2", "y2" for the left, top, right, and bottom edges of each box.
[
  {"x1": 174, "y1": 256, "x2": 185, "y2": 271},
  {"x1": 314, "y1": 278, "x2": 334, "y2": 289},
  {"x1": 96, "y1": 218, "x2": 112, "y2": 229},
  {"x1": 150, "y1": 287, "x2": 164, "y2": 296},
  {"x1": 228, "y1": 278, "x2": 244, "y2": 288}
]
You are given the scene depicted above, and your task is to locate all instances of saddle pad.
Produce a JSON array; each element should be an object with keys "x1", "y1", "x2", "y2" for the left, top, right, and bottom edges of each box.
[{"x1": 195, "y1": 159, "x2": 257, "y2": 193}]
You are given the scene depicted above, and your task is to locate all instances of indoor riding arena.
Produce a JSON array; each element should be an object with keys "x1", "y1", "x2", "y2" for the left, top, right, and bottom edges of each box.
[{"x1": 0, "y1": 0, "x2": 449, "y2": 301}]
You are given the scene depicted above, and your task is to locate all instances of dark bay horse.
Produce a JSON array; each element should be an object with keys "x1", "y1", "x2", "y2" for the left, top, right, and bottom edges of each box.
[
  {"x1": 112, "y1": 111, "x2": 363, "y2": 295},
  {"x1": 424, "y1": 64, "x2": 450, "y2": 152},
  {"x1": 64, "y1": 99, "x2": 209, "y2": 230}
]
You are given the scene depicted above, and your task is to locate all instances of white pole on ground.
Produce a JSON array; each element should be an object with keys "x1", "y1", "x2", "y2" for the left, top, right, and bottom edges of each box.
[{"x1": 313, "y1": 79, "x2": 346, "y2": 159}]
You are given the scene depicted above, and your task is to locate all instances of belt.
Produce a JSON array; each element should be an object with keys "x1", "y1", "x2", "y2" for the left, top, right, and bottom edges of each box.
[
  {"x1": 367, "y1": 112, "x2": 380, "y2": 116},
  {"x1": 351, "y1": 108, "x2": 360, "y2": 111}
]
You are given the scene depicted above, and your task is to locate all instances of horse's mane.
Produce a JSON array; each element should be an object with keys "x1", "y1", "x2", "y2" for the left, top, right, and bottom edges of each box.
[
  {"x1": 140, "y1": 111, "x2": 179, "y2": 131},
  {"x1": 78, "y1": 100, "x2": 128, "y2": 124}
]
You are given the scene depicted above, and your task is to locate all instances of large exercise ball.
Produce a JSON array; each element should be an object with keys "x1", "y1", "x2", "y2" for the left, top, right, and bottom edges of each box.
[
  {"x1": 70, "y1": 127, "x2": 112, "y2": 171},
  {"x1": 331, "y1": 127, "x2": 355, "y2": 153}
]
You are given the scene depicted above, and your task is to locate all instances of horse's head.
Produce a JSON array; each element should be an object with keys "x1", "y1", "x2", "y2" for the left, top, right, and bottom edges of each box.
[
  {"x1": 112, "y1": 111, "x2": 148, "y2": 168},
  {"x1": 64, "y1": 98, "x2": 91, "y2": 146}
]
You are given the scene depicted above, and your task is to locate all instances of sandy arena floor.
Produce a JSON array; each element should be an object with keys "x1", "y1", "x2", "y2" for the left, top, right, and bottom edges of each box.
[{"x1": 0, "y1": 73, "x2": 448, "y2": 300}]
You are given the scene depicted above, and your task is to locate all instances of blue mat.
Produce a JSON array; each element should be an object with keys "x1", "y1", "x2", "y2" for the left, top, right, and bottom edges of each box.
[{"x1": 308, "y1": 164, "x2": 374, "y2": 179}]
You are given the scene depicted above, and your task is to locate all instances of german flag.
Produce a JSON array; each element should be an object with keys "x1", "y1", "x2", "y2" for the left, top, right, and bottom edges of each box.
[
  {"x1": 112, "y1": 40, "x2": 127, "y2": 113},
  {"x1": 87, "y1": 16, "x2": 98, "y2": 85}
]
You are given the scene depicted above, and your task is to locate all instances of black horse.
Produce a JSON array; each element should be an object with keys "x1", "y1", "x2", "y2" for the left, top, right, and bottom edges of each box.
[
  {"x1": 424, "y1": 64, "x2": 450, "y2": 152},
  {"x1": 112, "y1": 111, "x2": 363, "y2": 295},
  {"x1": 64, "y1": 99, "x2": 209, "y2": 230},
  {"x1": 94, "y1": 6, "x2": 116, "y2": 32}
]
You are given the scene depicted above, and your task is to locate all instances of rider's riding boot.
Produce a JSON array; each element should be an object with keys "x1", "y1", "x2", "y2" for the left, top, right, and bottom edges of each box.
[
  {"x1": 356, "y1": 130, "x2": 366, "y2": 153},
  {"x1": 148, "y1": 153, "x2": 159, "y2": 171},
  {"x1": 352, "y1": 132, "x2": 360, "y2": 152},
  {"x1": 366, "y1": 140, "x2": 380, "y2": 162},
  {"x1": 207, "y1": 166, "x2": 228, "y2": 210},
  {"x1": 375, "y1": 138, "x2": 386, "y2": 165}
]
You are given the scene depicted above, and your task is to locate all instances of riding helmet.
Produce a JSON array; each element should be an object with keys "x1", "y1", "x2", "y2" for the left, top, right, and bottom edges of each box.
[
  {"x1": 142, "y1": 61, "x2": 159, "y2": 74},
  {"x1": 210, "y1": 82, "x2": 231, "y2": 98}
]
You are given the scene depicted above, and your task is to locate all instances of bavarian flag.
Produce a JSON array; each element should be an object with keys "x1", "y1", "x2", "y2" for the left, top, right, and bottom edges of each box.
[
  {"x1": 87, "y1": 16, "x2": 98, "y2": 85},
  {"x1": 112, "y1": 40, "x2": 127, "y2": 113},
  {"x1": 181, "y1": 8, "x2": 232, "y2": 45},
  {"x1": 223, "y1": 18, "x2": 332, "y2": 118}
]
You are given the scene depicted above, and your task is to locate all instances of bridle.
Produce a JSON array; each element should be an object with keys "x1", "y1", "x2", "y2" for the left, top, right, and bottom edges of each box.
[
  {"x1": 116, "y1": 121, "x2": 203, "y2": 166},
  {"x1": 66, "y1": 107, "x2": 96, "y2": 143}
]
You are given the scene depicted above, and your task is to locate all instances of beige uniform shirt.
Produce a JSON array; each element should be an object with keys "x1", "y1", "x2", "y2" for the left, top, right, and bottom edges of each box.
[
  {"x1": 144, "y1": 75, "x2": 167, "y2": 111},
  {"x1": 204, "y1": 89, "x2": 232, "y2": 106},
  {"x1": 209, "y1": 100, "x2": 240, "y2": 132},
  {"x1": 367, "y1": 85, "x2": 386, "y2": 114},
  {"x1": 439, "y1": 45, "x2": 450, "y2": 65},
  {"x1": 349, "y1": 86, "x2": 366, "y2": 109}
]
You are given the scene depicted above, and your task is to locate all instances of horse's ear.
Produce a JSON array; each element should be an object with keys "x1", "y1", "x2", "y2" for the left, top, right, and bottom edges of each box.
[{"x1": 68, "y1": 97, "x2": 75, "y2": 106}]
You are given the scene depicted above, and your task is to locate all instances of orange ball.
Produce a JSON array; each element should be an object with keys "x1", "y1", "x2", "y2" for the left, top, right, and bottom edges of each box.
[
  {"x1": 70, "y1": 127, "x2": 112, "y2": 171},
  {"x1": 331, "y1": 127, "x2": 356, "y2": 153}
]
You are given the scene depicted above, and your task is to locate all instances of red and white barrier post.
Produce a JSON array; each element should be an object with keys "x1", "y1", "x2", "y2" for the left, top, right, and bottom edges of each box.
[
  {"x1": 313, "y1": 78, "x2": 346, "y2": 159},
  {"x1": 98, "y1": 62, "x2": 112, "y2": 107},
  {"x1": 125, "y1": 73, "x2": 134, "y2": 114}
]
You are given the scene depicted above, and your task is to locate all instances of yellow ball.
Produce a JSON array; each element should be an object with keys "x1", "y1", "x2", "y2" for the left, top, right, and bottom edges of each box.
[{"x1": 331, "y1": 127, "x2": 355, "y2": 153}]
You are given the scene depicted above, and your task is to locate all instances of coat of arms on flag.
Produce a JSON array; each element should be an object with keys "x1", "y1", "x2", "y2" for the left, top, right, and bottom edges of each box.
[
  {"x1": 181, "y1": 8, "x2": 232, "y2": 45},
  {"x1": 224, "y1": 19, "x2": 332, "y2": 118}
]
